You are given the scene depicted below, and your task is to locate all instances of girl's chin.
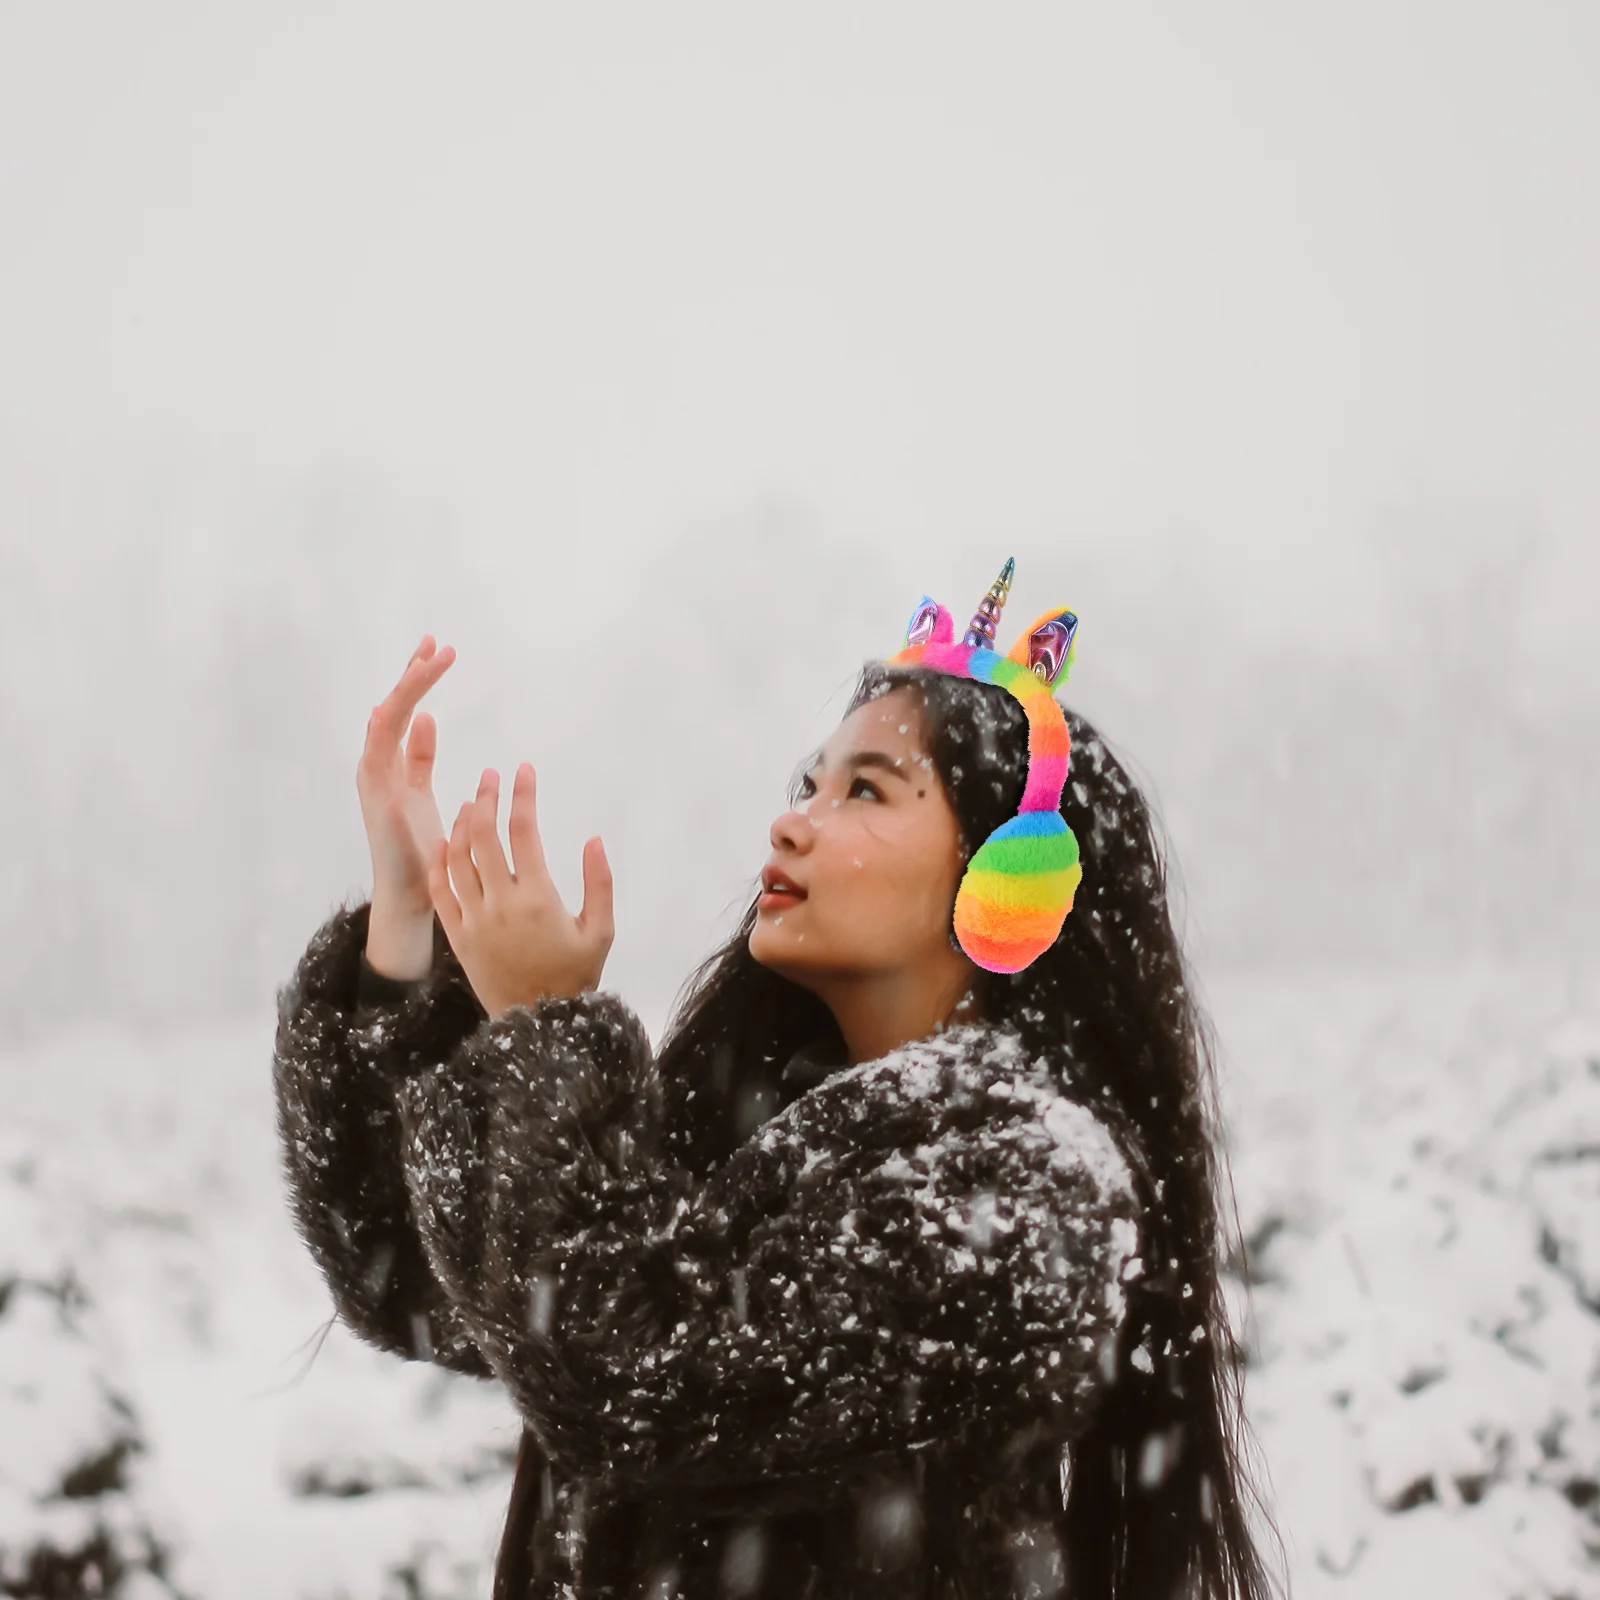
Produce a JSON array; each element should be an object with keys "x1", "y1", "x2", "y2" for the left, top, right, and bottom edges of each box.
[{"x1": 749, "y1": 918, "x2": 814, "y2": 959}]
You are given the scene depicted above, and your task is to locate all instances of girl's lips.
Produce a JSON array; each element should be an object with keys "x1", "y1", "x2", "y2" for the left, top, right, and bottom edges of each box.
[{"x1": 757, "y1": 888, "x2": 807, "y2": 909}]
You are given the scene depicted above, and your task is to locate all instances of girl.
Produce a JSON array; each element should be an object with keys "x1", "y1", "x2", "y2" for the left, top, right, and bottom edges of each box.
[{"x1": 273, "y1": 567, "x2": 1283, "y2": 1599}]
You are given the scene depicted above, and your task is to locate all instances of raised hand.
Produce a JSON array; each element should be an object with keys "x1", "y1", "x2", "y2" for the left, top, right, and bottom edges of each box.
[
  {"x1": 357, "y1": 634, "x2": 457, "y2": 911},
  {"x1": 356, "y1": 635, "x2": 456, "y2": 977},
  {"x1": 429, "y1": 764, "x2": 614, "y2": 1021}
]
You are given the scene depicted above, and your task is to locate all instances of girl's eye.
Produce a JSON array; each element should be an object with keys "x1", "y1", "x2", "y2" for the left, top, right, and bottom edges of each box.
[{"x1": 796, "y1": 775, "x2": 881, "y2": 802}]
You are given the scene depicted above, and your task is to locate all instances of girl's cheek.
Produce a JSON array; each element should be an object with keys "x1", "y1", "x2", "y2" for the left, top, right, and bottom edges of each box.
[{"x1": 859, "y1": 811, "x2": 910, "y2": 845}]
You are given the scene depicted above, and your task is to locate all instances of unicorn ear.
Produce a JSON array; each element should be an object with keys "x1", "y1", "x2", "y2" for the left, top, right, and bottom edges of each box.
[
  {"x1": 903, "y1": 595, "x2": 956, "y2": 648},
  {"x1": 1006, "y1": 606, "x2": 1078, "y2": 688}
]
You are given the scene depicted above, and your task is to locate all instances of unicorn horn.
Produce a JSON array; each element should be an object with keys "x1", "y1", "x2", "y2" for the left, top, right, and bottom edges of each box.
[{"x1": 962, "y1": 556, "x2": 1015, "y2": 650}]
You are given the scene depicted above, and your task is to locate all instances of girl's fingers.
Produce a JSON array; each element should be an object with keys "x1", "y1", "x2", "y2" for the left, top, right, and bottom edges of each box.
[
  {"x1": 448, "y1": 800, "x2": 484, "y2": 912},
  {"x1": 577, "y1": 836, "x2": 615, "y2": 952},
  {"x1": 387, "y1": 641, "x2": 456, "y2": 726},
  {"x1": 470, "y1": 769, "x2": 515, "y2": 897},
  {"x1": 428, "y1": 837, "x2": 463, "y2": 938},
  {"x1": 366, "y1": 642, "x2": 455, "y2": 763},
  {"x1": 363, "y1": 698, "x2": 402, "y2": 765},
  {"x1": 507, "y1": 764, "x2": 551, "y2": 885},
  {"x1": 398, "y1": 642, "x2": 455, "y2": 712}
]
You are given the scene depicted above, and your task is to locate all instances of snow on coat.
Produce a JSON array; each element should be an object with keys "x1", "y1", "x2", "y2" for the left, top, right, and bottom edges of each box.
[{"x1": 272, "y1": 900, "x2": 1147, "y2": 1599}]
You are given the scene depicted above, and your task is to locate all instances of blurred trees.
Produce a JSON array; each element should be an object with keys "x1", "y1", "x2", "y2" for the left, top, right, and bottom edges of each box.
[{"x1": 0, "y1": 446, "x2": 1593, "y2": 1042}]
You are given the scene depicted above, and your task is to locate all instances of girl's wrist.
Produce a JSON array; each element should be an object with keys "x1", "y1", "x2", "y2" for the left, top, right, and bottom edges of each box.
[{"x1": 365, "y1": 892, "x2": 436, "y2": 981}]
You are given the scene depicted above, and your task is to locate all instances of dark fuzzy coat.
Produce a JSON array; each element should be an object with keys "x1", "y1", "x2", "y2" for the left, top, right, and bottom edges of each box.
[{"x1": 272, "y1": 900, "x2": 1148, "y2": 1599}]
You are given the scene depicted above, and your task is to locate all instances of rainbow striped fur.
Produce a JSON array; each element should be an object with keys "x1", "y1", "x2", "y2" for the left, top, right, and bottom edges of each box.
[{"x1": 885, "y1": 560, "x2": 1081, "y2": 974}]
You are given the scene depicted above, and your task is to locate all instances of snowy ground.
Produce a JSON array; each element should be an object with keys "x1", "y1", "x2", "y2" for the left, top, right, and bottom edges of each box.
[
  {"x1": 1206, "y1": 960, "x2": 1600, "y2": 1598},
  {"x1": 4, "y1": 959, "x2": 1599, "y2": 1598}
]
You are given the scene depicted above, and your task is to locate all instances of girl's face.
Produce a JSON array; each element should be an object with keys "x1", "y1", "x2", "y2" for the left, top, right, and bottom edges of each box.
[{"x1": 749, "y1": 688, "x2": 967, "y2": 981}]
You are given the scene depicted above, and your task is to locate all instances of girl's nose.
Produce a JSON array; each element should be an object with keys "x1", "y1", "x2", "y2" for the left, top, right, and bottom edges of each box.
[{"x1": 774, "y1": 798, "x2": 827, "y2": 847}]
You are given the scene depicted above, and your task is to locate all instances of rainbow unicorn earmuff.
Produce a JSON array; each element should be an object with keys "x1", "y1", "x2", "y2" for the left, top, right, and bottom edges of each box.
[{"x1": 884, "y1": 557, "x2": 1082, "y2": 975}]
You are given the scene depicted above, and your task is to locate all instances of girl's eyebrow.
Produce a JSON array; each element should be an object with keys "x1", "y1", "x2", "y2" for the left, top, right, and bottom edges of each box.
[{"x1": 804, "y1": 751, "x2": 912, "y2": 784}]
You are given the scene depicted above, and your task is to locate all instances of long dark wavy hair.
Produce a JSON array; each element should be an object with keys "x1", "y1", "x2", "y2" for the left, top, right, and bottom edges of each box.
[{"x1": 653, "y1": 660, "x2": 1287, "y2": 1600}]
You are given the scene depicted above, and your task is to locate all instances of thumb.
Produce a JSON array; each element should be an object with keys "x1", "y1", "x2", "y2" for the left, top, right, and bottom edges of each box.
[
  {"x1": 404, "y1": 710, "x2": 438, "y2": 783},
  {"x1": 578, "y1": 836, "x2": 614, "y2": 948}
]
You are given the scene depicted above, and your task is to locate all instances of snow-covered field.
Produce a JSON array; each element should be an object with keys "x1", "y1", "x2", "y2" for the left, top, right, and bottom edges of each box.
[
  {"x1": 1209, "y1": 960, "x2": 1600, "y2": 1598},
  {"x1": 4, "y1": 958, "x2": 1598, "y2": 1598}
]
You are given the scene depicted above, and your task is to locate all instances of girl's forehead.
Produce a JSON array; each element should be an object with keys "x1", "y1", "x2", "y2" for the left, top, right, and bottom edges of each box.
[{"x1": 830, "y1": 696, "x2": 923, "y2": 755}]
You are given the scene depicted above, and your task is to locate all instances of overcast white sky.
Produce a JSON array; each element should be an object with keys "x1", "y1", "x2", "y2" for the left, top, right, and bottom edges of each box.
[{"x1": 3, "y1": 1, "x2": 1597, "y2": 676}]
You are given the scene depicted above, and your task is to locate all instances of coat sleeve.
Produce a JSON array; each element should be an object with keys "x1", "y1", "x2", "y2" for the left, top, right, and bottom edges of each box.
[
  {"x1": 393, "y1": 990, "x2": 1144, "y2": 1488},
  {"x1": 271, "y1": 897, "x2": 495, "y2": 1378}
]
